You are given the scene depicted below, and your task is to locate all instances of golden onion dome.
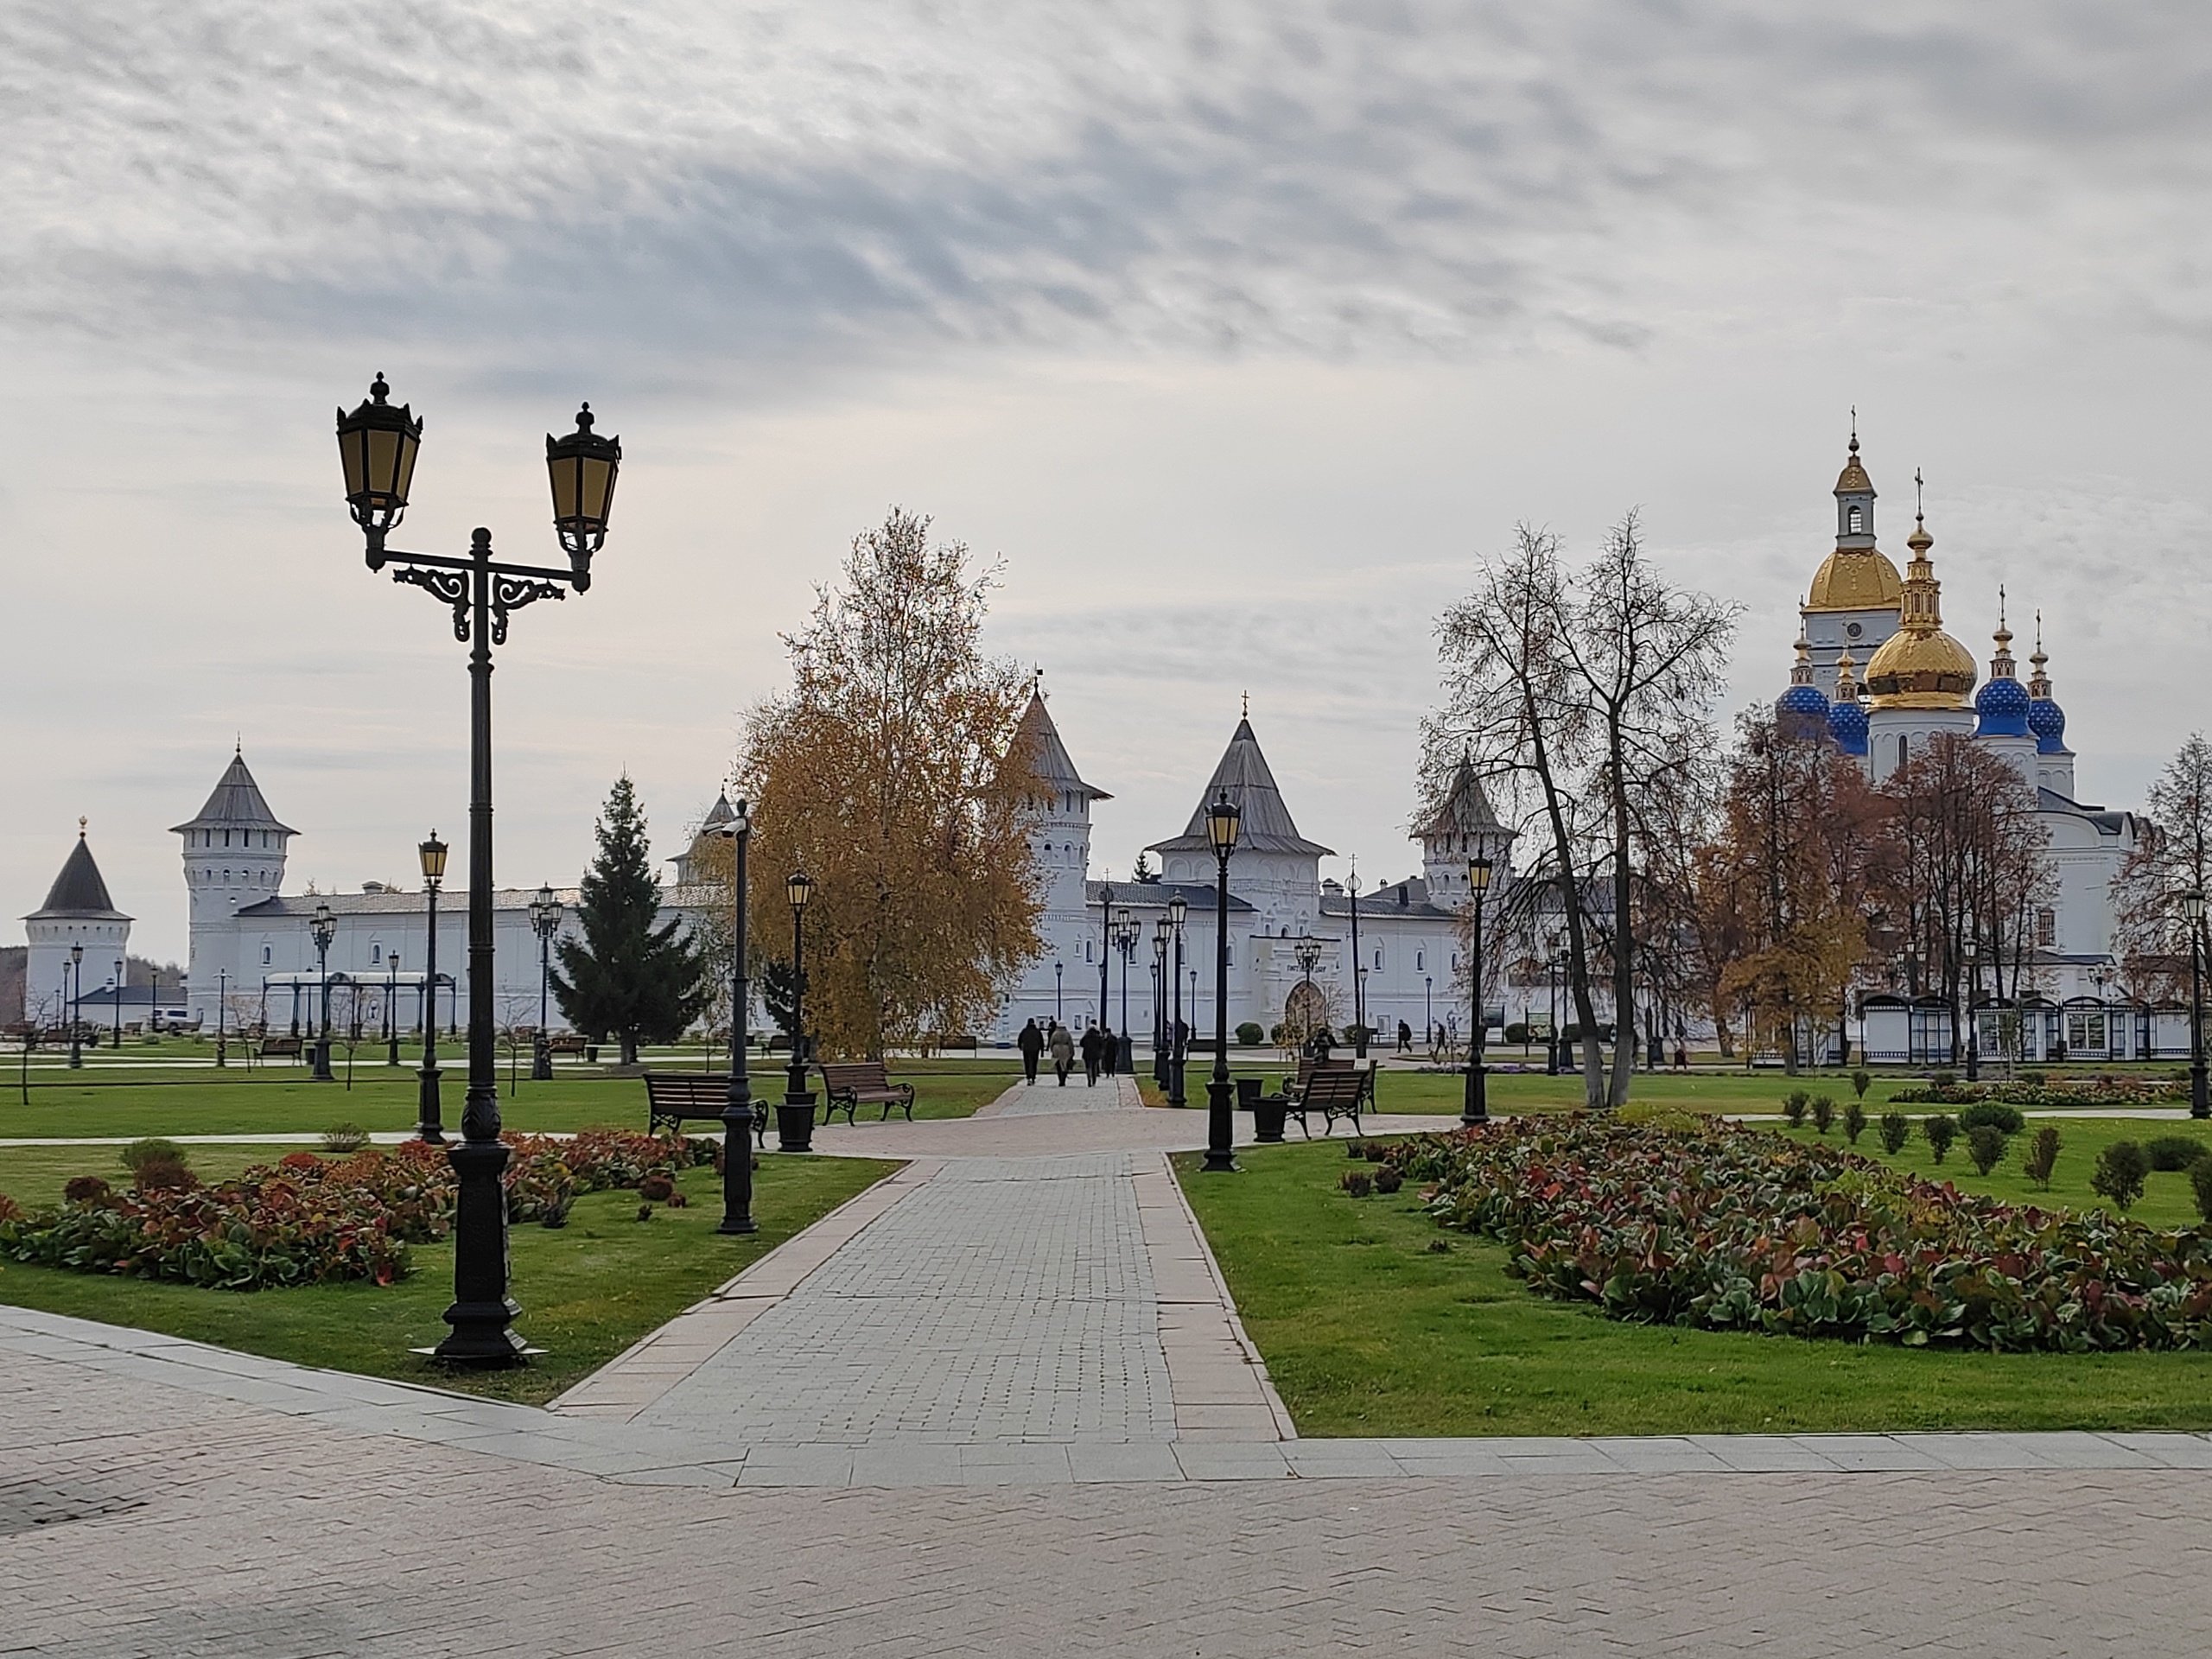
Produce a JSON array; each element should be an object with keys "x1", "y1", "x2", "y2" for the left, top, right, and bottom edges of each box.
[
  {"x1": 1805, "y1": 549, "x2": 1904, "y2": 612},
  {"x1": 1861, "y1": 626, "x2": 1978, "y2": 707}
]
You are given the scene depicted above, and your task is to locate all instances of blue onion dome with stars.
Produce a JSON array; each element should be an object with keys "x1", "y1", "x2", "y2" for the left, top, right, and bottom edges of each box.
[
  {"x1": 1974, "y1": 605, "x2": 2031, "y2": 738},
  {"x1": 2026, "y1": 620, "x2": 2069, "y2": 753},
  {"x1": 1775, "y1": 632, "x2": 1831, "y2": 740},
  {"x1": 1827, "y1": 648, "x2": 1869, "y2": 754}
]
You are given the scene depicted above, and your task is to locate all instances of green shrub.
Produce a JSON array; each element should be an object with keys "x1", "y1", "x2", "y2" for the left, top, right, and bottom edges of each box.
[
  {"x1": 2020, "y1": 1071, "x2": 2047, "y2": 1087},
  {"x1": 1878, "y1": 1112, "x2": 1910, "y2": 1155},
  {"x1": 120, "y1": 1138, "x2": 188, "y2": 1174},
  {"x1": 1957, "y1": 1102, "x2": 2026, "y2": 1136},
  {"x1": 131, "y1": 1157, "x2": 198, "y2": 1193},
  {"x1": 1235, "y1": 1022, "x2": 1264, "y2": 1046},
  {"x1": 1782, "y1": 1091, "x2": 1808, "y2": 1128},
  {"x1": 1966, "y1": 1124, "x2": 2007, "y2": 1176},
  {"x1": 1923, "y1": 1114, "x2": 1957, "y2": 1163},
  {"x1": 2092, "y1": 1141, "x2": 2151, "y2": 1213},
  {"x1": 2023, "y1": 1127, "x2": 2062, "y2": 1191},
  {"x1": 1931, "y1": 1071, "x2": 1957, "y2": 1089},
  {"x1": 1850, "y1": 1069, "x2": 1872, "y2": 1099},
  {"x1": 1340, "y1": 1170, "x2": 1373, "y2": 1198},
  {"x1": 1810, "y1": 1096, "x2": 1836, "y2": 1135},
  {"x1": 1842, "y1": 1101, "x2": 1868, "y2": 1145},
  {"x1": 1503, "y1": 1022, "x2": 1530, "y2": 1046},
  {"x1": 2144, "y1": 1135, "x2": 2209, "y2": 1173},
  {"x1": 63, "y1": 1175, "x2": 111, "y2": 1204},
  {"x1": 2192, "y1": 1159, "x2": 2212, "y2": 1224},
  {"x1": 1375, "y1": 1167, "x2": 1403, "y2": 1195},
  {"x1": 321, "y1": 1123, "x2": 371, "y2": 1153},
  {"x1": 1619, "y1": 1103, "x2": 1705, "y2": 1132}
]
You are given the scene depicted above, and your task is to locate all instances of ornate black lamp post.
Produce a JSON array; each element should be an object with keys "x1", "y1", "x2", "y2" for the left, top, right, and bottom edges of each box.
[
  {"x1": 528, "y1": 883, "x2": 563, "y2": 1081},
  {"x1": 1962, "y1": 937, "x2": 1981, "y2": 1084},
  {"x1": 309, "y1": 904, "x2": 336, "y2": 1083},
  {"x1": 711, "y1": 801, "x2": 759, "y2": 1232},
  {"x1": 1114, "y1": 909, "x2": 1138, "y2": 1072},
  {"x1": 1168, "y1": 894, "x2": 1188, "y2": 1107},
  {"x1": 1152, "y1": 920, "x2": 1170, "y2": 1085},
  {"x1": 385, "y1": 951, "x2": 402, "y2": 1065},
  {"x1": 1348, "y1": 867, "x2": 1366, "y2": 1058},
  {"x1": 111, "y1": 959, "x2": 124, "y2": 1050},
  {"x1": 1202, "y1": 792, "x2": 1242, "y2": 1173},
  {"x1": 2185, "y1": 888, "x2": 2208, "y2": 1120},
  {"x1": 216, "y1": 966, "x2": 229, "y2": 1068},
  {"x1": 67, "y1": 944, "x2": 82, "y2": 1070},
  {"x1": 1463, "y1": 855, "x2": 1493, "y2": 1126},
  {"x1": 1096, "y1": 881, "x2": 1115, "y2": 1038},
  {"x1": 779, "y1": 872, "x2": 817, "y2": 1152},
  {"x1": 1293, "y1": 932, "x2": 1321, "y2": 1039},
  {"x1": 335, "y1": 374, "x2": 620, "y2": 1366},
  {"x1": 1054, "y1": 960, "x2": 1063, "y2": 1024},
  {"x1": 416, "y1": 834, "x2": 448, "y2": 1142}
]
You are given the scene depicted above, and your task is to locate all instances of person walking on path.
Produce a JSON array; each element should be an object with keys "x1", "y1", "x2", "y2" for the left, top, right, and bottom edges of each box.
[
  {"x1": 1018, "y1": 1018, "x2": 1044, "y2": 1084},
  {"x1": 1397, "y1": 1020, "x2": 1413, "y2": 1054},
  {"x1": 1079, "y1": 1024, "x2": 1103, "y2": 1086},
  {"x1": 1049, "y1": 1021, "x2": 1075, "y2": 1086},
  {"x1": 1099, "y1": 1025, "x2": 1117, "y2": 1077}
]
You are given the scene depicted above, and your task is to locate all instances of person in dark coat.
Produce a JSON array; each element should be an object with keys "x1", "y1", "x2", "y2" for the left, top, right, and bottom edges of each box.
[
  {"x1": 1079, "y1": 1024, "x2": 1103, "y2": 1086},
  {"x1": 1397, "y1": 1020, "x2": 1413, "y2": 1053},
  {"x1": 1099, "y1": 1025, "x2": 1117, "y2": 1077},
  {"x1": 1018, "y1": 1019, "x2": 1044, "y2": 1084}
]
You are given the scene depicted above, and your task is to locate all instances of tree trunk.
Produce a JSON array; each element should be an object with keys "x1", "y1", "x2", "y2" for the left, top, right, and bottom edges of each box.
[{"x1": 620, "y1": 1030, "x2": 639, "y2": 1066}]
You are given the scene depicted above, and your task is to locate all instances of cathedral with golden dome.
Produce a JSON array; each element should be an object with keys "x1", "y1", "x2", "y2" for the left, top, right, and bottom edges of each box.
[{"x1": 1774, "y1": 431, "x2": 2159, "y2": 1065}]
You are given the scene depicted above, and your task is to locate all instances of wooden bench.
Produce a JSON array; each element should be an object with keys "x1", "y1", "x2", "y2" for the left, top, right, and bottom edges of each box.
[
  {"x1": 545, "y1": 1033, "x2": 588, "y2": 1058},
  {"x1": 643, "y1": 1072, "x2": 767, "y2": 1144},
  {"x1": 817, "y1": 1061, "x2": 917, "y2": 1125},
  {"x1": 257, "y1": 1035, "x2": 304, "y2": 1061},
  {"x1": 1288, "y1": 1065, "x2": 1369, "y2": 1138}
]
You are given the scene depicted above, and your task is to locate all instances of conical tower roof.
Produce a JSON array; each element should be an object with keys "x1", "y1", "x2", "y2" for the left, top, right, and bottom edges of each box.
[
  {"x1": 1417, "y1": 754, "x2": 1507, "y2": 841},
  {"x1": 1008, "y1": 689, "x2": 1109, "y2": 800},
  {"x1": 1150, "y1": 716, "x2": 1333, "y2": 857},
  {"x1": 28, "y1": 826, "x2": 130, "y2": 921},
  {"x1": 170, "y1": 749, "x2": 298, "y2": 836}
]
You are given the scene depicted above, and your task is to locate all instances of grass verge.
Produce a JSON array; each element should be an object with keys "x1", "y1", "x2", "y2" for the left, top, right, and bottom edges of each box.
[
  {"x1": 0, "y1": 1154, "x2": 895, "y2": 1406},
  {"x1": 1176, "y1": 1135, "x2": 2212, "y2": 1438}
]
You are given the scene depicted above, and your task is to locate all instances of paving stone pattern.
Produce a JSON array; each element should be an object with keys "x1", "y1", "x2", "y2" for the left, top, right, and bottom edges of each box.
[{"x1": 639, "y1": 1152, "x2": 1177, "y2": 1445}]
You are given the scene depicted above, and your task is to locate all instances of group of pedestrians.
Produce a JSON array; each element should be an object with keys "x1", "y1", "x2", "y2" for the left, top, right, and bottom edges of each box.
[{"x1": 1016, "y1": 1017, "x2": 1122, "y2": 1087}]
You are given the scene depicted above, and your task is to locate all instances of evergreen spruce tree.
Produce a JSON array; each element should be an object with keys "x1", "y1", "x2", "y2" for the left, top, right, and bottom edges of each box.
[{"x1": 551, "y1": 777, "x2": 709, "y2": 1065}]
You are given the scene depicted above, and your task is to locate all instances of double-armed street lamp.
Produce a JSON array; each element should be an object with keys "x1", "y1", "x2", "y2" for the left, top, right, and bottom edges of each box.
[
  {"x1": 334, "y1": 372, "x2": 621, "y2": 1365},
  {"x1": 1293, "y1": 931, "x2": 1322, "y2": 1043},
  {"x1": 711, "y1": 802, "x2": 760, "y2": 1233},
  {"x1": 781, "y1": 872, "x2": 817, "y2": 1152},
  {"x1": 1463, "y1": 855, "x2": 1493, "y2": 1127},
  {"x1": 2184, "y1": 888, "x2": 2208, "y2": 1120},
  {"x1": 528, "y1": 883, "x2": 563, "y2": 1081},
  {"x1": 1114, "y1": 908, "x2": 1139, "y2": 1071},
  {"x1": 309, "y1": 904, "x2": 337, "y2": 1083},
  {"x1": 1167, "y1": 894, "x2": 1188, "y2": 1107},
  {"x1": 417, "y1": 833, "x2": 448, "y2": 1141},
  {"x1": 1202, "y1": 793, "x2": 1242, "y2": 1173}
]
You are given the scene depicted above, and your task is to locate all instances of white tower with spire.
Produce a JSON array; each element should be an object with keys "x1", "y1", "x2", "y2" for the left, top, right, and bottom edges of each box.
[
  {"x1": 23, "y1": 822, "x2": 133, "y2": 1025},
  {"x1": 1800, "y1": 424, "x2": 1905, "y2": 698},
  {"x1": 172, "y1": 748, "x2": 296, "y2": 1027},
  {"x1": 1000, "y1": 678, "x2": 1110, "y2": 1032}
]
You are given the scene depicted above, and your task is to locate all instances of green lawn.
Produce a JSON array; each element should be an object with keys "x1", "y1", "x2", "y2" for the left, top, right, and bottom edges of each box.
[
  {"x1": 1177, "y1": 1135, "x2": 2212, "y2": 1439},
  {"x1": 0, "y1": 1154, "x2": 897, "y2": 1405},
  {"x1": 0, "y1": 1058, "x2": 1019, "y2": 1139}
]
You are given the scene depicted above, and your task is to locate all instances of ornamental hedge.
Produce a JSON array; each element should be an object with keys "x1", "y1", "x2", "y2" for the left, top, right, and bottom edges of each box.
[
  {"x1": 1890, "y1": 1078, "x2": 2185, "y2": 1109},
  {"x1": 0, "y1": 1130, "x2": 712, "y2": 1292},
  {"x1": 1389, "y1": 1116, "x2": 2212, "y2": 1353}
]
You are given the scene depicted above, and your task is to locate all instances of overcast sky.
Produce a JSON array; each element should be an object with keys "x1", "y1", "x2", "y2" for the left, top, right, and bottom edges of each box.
[{"x1": 7, "y1": 2, "x2": 2212, "y2": 964}]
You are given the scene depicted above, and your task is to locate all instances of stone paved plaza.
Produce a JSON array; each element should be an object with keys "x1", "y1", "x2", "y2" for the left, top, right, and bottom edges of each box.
[{"x1": 9, "y1": 1076, "x2": 2212, "y2": 1654}]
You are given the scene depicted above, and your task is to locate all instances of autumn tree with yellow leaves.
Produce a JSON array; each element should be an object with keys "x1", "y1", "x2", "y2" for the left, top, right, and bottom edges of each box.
[{"x1": 729, "y1": 508, "x2": 1043, "y2": 1059}]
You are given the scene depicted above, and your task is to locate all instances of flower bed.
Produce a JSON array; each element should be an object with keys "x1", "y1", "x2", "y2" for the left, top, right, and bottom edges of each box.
[
  {"x1": 1888, "y1": 1079, "x2": 2185, "y2": 1109},
  {"x1": 0, "y1": 1130, "x2": 714, "y2": 1292},
  {"x1": 1389, "y1": 1116, "x2": 2212, "y2": 1352}
]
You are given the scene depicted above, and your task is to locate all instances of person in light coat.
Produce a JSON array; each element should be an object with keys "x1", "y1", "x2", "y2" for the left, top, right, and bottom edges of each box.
[{"x1": 1049, "y1": 1021, "x2": 1076, "y2": 1086}]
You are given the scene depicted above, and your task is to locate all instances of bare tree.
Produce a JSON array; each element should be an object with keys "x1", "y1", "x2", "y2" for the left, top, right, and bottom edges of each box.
[{"x1": 2114, "y1": 734, "x2": 2212, "y2": 1001}]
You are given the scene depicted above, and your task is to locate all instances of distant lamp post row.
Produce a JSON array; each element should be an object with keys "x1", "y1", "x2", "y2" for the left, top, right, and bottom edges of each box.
[
  {"x1": 1203, "y1": 792, "x2": 1242, "y2": 1173},
  {"x1": 2185, "y1": 887, "x2": 2209, "y2": 1121},
  {"x1": 417, "y1": 832, "x2": 448, "y2": 1142},
  {"x1": 1462, "y1": 854, "x2": 1493, "y2": 1128},
  {"x1": 335, "y1": 372, "x2": 620, "y2": 1366},
  {"x1": 528, "y1": 883, "x2": 563, "y2": 1081}
]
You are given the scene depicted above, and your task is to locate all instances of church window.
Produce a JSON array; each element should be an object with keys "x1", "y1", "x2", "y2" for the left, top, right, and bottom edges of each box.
[
  {"x1": 1897, "y1": 734, "x2": 1909, "y2": 769},
  {"x1": 371, "y1": 943, "x2": 383, "y2": 963},
  {"x1": 1416, "y1": 950, "x2": 1425, "y2": 971},
  {"x1": 2037, "y1": 908, "x2": 2056, "y2": 948},
  {"x1": 1847, "y1": 505, "x2": 1863, "y2": 533},
  {"x1": 1374, "y1": 948, "x2": 1383, "y2": 969},
  {"x1": 1084, "y1": 941, "x2": 1093, "y2": 963},
  {"x1": 261, "y1": 945, "x2": 273, "y2": 966}
]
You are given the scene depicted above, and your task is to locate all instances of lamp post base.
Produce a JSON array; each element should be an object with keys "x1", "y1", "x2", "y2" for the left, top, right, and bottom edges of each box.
[
  {"x1": 432, "y1": 1140, "x2": 527, "y2": 1366},
  {"x1": 1202, "y1": 1076, "x2": 1237, "y2": 1172},
  {"x1": 311, "y1": 1039, "x2": 334, "y2": 1084},
  {"x1": 718, "y1": 1105, "x2": 759, "y2": 1234},
  {"x1": 777, "y1": 1098, "x2": 817, "y2": 1153},
  {"x1": 2193, "y1": 1066, "x2": 2209, "y2": 1121},
  {"x1": 416, "y1": 1065, "x2": 445, "y2": 1143},
  {"x1": 531, "y1": 1037, "x2": 552, "y2": 1082},
  {"x1": 1460, "y1": 1064, "x2": 1488, "y2": 1127}
]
